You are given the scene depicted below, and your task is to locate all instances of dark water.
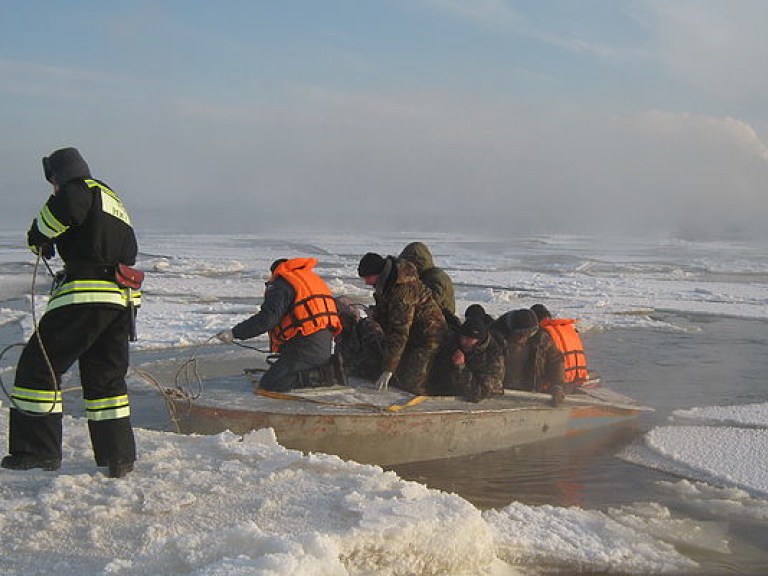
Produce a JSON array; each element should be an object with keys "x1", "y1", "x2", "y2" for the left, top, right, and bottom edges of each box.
[{"x1": 389, "y1": 312, "x2": 768, "y2": 574}]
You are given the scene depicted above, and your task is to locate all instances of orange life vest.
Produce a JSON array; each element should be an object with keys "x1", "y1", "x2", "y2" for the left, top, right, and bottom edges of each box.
[
  {"x1": 540, "y1": 318, "x2": 589, "y2": 385},
  {"x1": 268, "y1": 258, "x2": 342, "y2": 352}
]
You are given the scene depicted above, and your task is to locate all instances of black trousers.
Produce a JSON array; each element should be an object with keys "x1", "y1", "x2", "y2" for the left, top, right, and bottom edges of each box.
[
  {"x1": 8, "y1": 305, "x2": 136, "y2": 465},
  {"x1": 259, "y1": 329, "x2": 333, "y2": 392}
]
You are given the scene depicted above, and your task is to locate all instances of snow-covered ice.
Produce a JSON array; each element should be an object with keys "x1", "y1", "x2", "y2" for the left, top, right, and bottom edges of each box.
[{"x1": 2, "y1": 232, "x2": 767, "y2": 574}]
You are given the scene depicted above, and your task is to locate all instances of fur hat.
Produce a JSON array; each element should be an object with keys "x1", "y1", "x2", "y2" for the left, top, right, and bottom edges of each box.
[
  {"x1": 334, "y1": 296, "x2": 360, "y2": 321},
  {"x1": 357, "y1": 253, "x2": 386, "y2": 277},
  {"x1": 530, "y1": 304, "x2": 551, "y2": 321},
  {"x1": 505, "y1": 309, "x2": 539, "y2": 334}
]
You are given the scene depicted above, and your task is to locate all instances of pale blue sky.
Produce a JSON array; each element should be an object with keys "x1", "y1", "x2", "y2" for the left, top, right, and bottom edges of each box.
[{"x1": 2, "y1": 1, "x2": 767, "y2": 238}]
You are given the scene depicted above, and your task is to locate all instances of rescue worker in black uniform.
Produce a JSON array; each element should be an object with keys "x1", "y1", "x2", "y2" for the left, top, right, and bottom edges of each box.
[{"x1": 1, "y1": 147, "x2": 141, "y2": 478}]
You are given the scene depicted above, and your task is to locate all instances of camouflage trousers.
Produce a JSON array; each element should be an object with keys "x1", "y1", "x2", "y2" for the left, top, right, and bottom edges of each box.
[{"x1": 392, "y1": 343, "x2": 441, "y2": 395}]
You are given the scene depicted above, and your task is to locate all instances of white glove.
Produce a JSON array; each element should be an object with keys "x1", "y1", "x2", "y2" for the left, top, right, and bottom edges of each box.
[
  {"x1": 215, "y1": 330, "x2": 234, "y2": 343},
  {"x1": 376, "y1": 370, "x2": 393, "y2": 391}
]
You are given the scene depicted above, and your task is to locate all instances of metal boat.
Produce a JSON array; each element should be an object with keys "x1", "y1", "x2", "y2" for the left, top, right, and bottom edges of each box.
[{"x1": 169, "y1": 373, "x2": 652, "y2": 466}]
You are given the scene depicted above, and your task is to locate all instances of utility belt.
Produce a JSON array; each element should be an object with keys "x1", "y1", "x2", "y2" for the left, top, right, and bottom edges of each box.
[
  {"x1": 60, "y1": 262, "x2": 145, "y2": 288},
  {"x1": 53, "y1": 261, "x2": 145, "y2": 341},
  {"x1": 63, "y1": 262, "x2": 116, "y2": 281}
]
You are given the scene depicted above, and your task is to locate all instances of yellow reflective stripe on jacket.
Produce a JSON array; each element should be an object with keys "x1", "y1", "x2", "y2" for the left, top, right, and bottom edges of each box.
[
  {"x1": 84, "y1": 394, "x2": 130, "y2": 421},
  {"x1": 11, "y1": 386, "x2": 63, "y2": 414},
  {"x1": 84, "y1": 179, "x2": 131, "y2": 226},
  {"x1": 46, "y1": 279, "x2": 142, "y2": 312},
  {"x1": 36, "y1": 204, "x2": 69, "y2": 239}
]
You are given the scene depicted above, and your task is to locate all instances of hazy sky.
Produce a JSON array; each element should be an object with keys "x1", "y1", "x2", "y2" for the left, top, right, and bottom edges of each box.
[{"x1": 2, "y1": 1, "x2": 767, "y2": 239}]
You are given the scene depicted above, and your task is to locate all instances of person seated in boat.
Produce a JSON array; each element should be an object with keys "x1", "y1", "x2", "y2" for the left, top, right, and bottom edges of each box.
[
  {"x1": 531, "y1": 304, "x2": 590, "y2": 391},
  {"x1": 357, "y1": 252, "x2": 448, "y2": 394},
  {"x1": 428, "y1": 316, "x2": 504, "y2": 402},
  {"x1": 333, "y1": 295, "x2": 384, "y2": 380},
  {"x1": 215, "y1": 258, "x2": 343, "y2": 392},
  {"x1": 492, "y1": 308, "x2": 566, "y2": 406},
  {"x1": 398, "y1": 241, "x2": 460, "y2": 327},
  {"x1": 464, "y1": 303, "x2": 495, "y2": 330}
]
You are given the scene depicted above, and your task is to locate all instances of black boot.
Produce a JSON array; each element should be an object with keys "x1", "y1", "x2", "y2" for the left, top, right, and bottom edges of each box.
[
  {"x1": 296, "y1": 362, "x2": 335, "y2": 389},
  {"x1": 107, "y1": 461, "x2": 134, "y2": 478},
  {"x1": 1, "y1": 454, "x2": 61, "y2": 471},
  {"x1": 551, "y1": 385, "x2": 566, "y2": 407}
]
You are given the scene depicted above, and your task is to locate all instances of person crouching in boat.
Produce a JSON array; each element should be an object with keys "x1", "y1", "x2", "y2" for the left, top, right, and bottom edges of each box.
[
  {"x1": 357, "y1": 252, "x2": 448, "y2": 394},
  {"x1": 492, "y1": 308, "x2": 566, "y2": 406},
  {"x1": 464, "y1": 303, "x2": 495, "y2": 330},
  {"x1": 215, "y1": 258, "x2": 342, "y2": 392},
  {"x1": 428, "y1": 316, "x2": 504, "y2": 402},
  {"x1": 531, "y1": 304, "x2": 590, "y2": 392},
  {"x1": 333, "y1": 295, "x2": 384, "y2": 380}
]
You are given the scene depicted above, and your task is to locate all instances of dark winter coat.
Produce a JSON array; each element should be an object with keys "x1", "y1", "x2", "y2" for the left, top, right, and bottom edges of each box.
[
  {"x1": 232, "y1": 277, "x2": 295, "y2": 340},
  {"x1": 372, "y1": 257, "x2": 448, "y2": 393},
  {"x1": 232, "y1": 276, "x2": 333, "y2": 388},
  {"x1": 335, "y1": 313, "x2": 384, "y2": 380},
  {"x1": 29, "y1": 148, "x2": 138, "y2": 275},
  {"x1": 492, "y1": 316, "x2": 564, "y2": 392},
  {"x1": 429, "y1": 332, "x2": 505, "y2": 402}
]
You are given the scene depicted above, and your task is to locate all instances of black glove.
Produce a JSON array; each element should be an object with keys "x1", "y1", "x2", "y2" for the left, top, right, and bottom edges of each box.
[
  {"x1": 27, "y1": 224, "x2": 55, "y2": 259},
  {"x1": 27, "y1": 225, "x2": 47, "y2": 249},
  {"x1": 40, "y1": 242, "x2": 55, "y2": 260}
]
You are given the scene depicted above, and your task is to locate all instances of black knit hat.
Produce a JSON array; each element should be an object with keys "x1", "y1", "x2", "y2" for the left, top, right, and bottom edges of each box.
[
  {"x1": 530, "y1": 304, "x2": 551, "y2": 321},
  {"x1": 357, "y1": 252, "x2": 386, "y2": 277},
  {"x1": 459, "y1": 316, "x2": 488, "y2": 340},
  {"x1": 465, "y1": 304, "x2": 487, "y2": 320},
  {"x1": 505, "y1": 309, "x2": 539, "y2": 334},
  {"x1": 270, "y1": 258, "x2": 288, "y2": 273}
]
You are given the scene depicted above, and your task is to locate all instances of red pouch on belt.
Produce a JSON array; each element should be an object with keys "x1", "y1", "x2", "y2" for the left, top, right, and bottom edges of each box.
[{"x1": 115, "y1": 263, "x2": 145, "y2": 289}]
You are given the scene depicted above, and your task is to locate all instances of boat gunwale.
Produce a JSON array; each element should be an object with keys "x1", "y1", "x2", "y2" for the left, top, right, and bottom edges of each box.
[{"x1": 172, "y1": 387, "x2": 649, "y2": 420}]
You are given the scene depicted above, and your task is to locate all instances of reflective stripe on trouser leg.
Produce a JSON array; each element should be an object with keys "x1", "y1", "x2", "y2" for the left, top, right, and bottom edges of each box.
[
  {"x1": 78, "y1": 307, "x2": 135, "y2": 465},
  {"x1": 84, "y1": 394, "x2": 130, "y2": 421},
  {"x1": 8, "y1": 310, "x2": 78, "y2": 461},
  {"x1": 10, "y1": 386, "x2": 63, "y2": 414}
]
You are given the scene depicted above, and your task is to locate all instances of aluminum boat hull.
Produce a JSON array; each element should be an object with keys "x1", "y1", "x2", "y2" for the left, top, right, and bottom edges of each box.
[{"x1": 170, "y1": 377, "x2": 650, "y2": 465}]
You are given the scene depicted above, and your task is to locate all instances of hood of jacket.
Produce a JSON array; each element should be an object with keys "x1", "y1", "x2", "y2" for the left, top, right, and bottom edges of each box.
[
  {"x1": 398, "y1": 242, "x2": 434, "y2": 274},
  {"x1": 44, "y1": 147, "x2": 91, "y2": 185}
]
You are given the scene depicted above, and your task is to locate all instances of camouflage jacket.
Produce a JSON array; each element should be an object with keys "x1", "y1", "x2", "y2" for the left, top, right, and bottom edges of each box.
[
  {"x1": 429, "y1": 332, "x2": 505, "y2": 402},
  {"x1": 492, "y1": 326, "x2": 565, "y2": 392},
  {"x1": 373, "y1": 257, "x2": 447, "y2": 374}
]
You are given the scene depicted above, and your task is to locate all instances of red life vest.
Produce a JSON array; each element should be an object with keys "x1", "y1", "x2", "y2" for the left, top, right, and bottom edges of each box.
[
  {"x1": 540, "y1": 318, "x2": 589, "y2": 385},
  {"x1": 268, "y1": 258, "x2": 342, "y2": 352}
]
